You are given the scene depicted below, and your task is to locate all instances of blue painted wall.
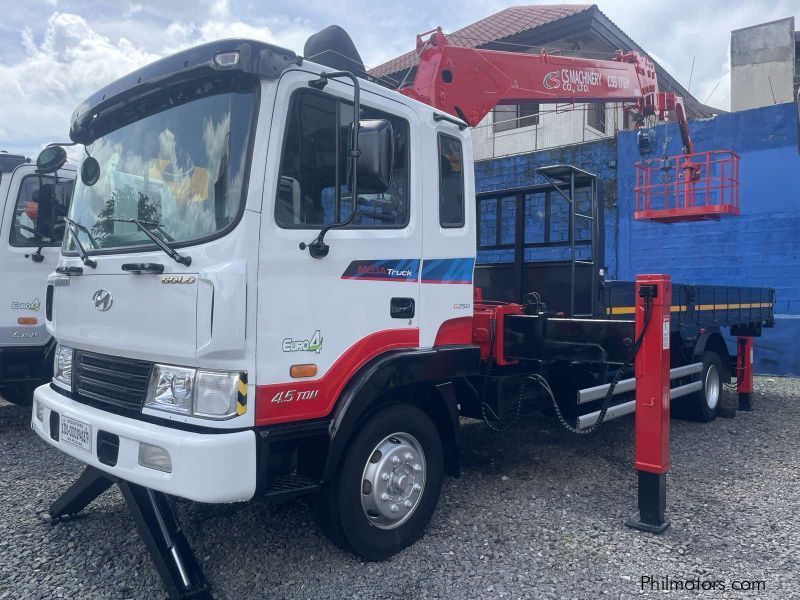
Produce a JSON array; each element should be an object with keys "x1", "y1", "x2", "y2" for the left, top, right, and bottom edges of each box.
[
  {"x1": 475, "y1": 102, "x2": 800, "y2": 375},
  {"x1": 617, "y1": 102, "x2": 800, "y2": 376}
]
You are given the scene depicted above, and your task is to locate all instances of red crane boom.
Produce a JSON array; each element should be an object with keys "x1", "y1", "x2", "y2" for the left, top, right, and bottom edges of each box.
[{"x1": 399, "y1": 28, "x2": 693, "y2": 155}]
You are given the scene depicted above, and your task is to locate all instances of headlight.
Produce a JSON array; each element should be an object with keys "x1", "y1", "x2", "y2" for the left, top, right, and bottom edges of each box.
[
  {"x1": 145, "y1": 364, "x2": 244, "y2": 420},
  {"x1": 146, "y1": 365, "x2": 195, "y2": 415},
  {"x1": 53, "y1": 344, "x2": 73, "y2": 388}
]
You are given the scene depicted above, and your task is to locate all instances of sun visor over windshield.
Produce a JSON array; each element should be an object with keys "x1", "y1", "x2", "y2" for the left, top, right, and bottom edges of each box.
[{"x1": 69, "y1": 39, "x2": 300, "y2": 145}]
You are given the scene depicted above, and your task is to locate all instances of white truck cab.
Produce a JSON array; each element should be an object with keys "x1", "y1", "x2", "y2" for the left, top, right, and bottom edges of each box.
[
  {"x1": 32, "y1": 34, "x2": 477, "y2": 558},
  {"x1": 0, "y1": 153, "x2": 74, "y2": 405}
]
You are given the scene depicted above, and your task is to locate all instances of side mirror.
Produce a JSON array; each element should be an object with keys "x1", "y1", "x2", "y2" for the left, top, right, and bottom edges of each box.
[
  {"x1": 354, "y1": 119, "x2": 394, "y2": 193},
  {"x1": 36, "y1": 145, "x2": 67, "y2": 174},
  {"x1": 81, "y1": 156, "x2": 101, "y2": 186}
]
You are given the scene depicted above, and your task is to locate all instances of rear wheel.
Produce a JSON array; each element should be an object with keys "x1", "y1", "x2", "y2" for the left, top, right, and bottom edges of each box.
[
  {"x1": 314, "y1": 403, "x2": 443, "y2": 560},
  {"x1": 678, "y1": 351, "x2": 722, "y2": 422}
]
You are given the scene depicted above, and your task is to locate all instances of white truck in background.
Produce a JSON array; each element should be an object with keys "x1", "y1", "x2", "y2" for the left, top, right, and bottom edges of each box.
[{"x1": 0, "y1": 151, "x2": 74, "y2": 405}]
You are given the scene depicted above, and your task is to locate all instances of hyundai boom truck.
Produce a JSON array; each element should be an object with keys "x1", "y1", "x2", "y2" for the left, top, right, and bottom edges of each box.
[{"x1": 31, "y1": 27, "x2": 773, "y2": 598}]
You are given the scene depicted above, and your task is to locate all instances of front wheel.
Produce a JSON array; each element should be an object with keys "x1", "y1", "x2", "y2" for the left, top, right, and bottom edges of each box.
[{"x1": 314, "y1": 403, "x2": 444, "y2": 560}]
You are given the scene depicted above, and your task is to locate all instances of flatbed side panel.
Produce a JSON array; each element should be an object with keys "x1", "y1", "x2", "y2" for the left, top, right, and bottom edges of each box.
[
  {"x1": 602, "y1": 280, "x2": 774, "y2": 332},
  {"x1": 691, "y1": 285, "x2": 774, "y2": 329}
]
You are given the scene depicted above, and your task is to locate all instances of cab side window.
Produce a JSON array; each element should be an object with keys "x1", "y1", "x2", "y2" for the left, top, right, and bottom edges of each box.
[
  {"x1": 276, "y1": 89, "x2": 410, "y2": 229},
  {"x1": 9, "y1": 176, "x2": 73, "y2": 247},
  {"x1": 438, "y1": 134, "x2": 464, "y2": 228}
]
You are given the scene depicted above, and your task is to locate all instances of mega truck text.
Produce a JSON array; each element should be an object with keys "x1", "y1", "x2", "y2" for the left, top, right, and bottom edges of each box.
[{"x1": 30, "y1": 26, "x2": 773, "y2": 598}]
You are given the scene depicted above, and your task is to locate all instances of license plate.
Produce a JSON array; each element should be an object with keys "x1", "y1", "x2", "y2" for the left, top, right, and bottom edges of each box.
[{"x1": 60, "y1": 416, "x2": 92, "y2": 453}]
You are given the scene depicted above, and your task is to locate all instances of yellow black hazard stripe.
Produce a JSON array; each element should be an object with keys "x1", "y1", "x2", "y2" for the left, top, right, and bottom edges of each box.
[
  {"x1": 236, "y1": 372, "x2": 248, "y2": 416},
  {"x1": 606, "y1": 302, "x2": 772, "y2": 316}
]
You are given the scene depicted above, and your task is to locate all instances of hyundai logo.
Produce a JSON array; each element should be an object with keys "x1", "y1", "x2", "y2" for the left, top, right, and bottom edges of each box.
[{"x1": 92, "y1": 289, "x2": 113, "y2": 311}]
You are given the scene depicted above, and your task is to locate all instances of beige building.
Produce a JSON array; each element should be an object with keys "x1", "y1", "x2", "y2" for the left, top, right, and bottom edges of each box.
[{"x1": 731, "y1": 17, "x2": 798, "y2": 112}]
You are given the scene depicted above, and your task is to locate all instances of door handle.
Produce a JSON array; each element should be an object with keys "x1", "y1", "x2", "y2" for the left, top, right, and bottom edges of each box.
[{"x1": 390, "y1": 297, "x2": 415, "y2": 319}]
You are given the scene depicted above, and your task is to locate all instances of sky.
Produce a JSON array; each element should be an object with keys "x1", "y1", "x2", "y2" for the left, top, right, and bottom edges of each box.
[{"x1": 1, "y1": 0, "x2": 799, "y2": 156}]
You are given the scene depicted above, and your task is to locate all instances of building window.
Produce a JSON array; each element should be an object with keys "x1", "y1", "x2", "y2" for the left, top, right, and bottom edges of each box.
[
  {"x1": 493, "y1": 102, "x2": 540, "y2": 133},
  {"x1": 587, "y1": 102, "x2": 606, "y2": 133},
  {"x1": 438, "y1": 134, "x2": 465, "y2": 228},
  {"x1": 623, "y1": 108, "x2": 635, "y2": 131}
]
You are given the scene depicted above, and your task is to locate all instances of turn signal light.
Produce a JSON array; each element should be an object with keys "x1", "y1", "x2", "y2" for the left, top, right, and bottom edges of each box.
[
  {"x1": 290, "y1": 364, "x2": 317, "y2": 378},
  {"x1": 17, "y1": 317, "x2": 37, "y2": 325}
]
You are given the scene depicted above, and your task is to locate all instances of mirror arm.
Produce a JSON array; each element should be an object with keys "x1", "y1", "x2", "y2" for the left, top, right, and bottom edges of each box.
[{"x1": 301, "y1": 71, "x2": 361, "y2": 259}]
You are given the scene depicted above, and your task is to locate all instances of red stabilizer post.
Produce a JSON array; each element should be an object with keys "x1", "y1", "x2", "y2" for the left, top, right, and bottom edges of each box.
[
  {"x1": 626, "y1": 274, "x2": 671, "y2": 534},
  {"x1": 737, "y1": 337, "x2": 754, "y2": 411}
]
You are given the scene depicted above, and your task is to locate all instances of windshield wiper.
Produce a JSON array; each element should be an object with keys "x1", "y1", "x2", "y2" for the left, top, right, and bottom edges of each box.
[
  {"x1": 62, "y1": 216, "x2": 99, "y2": 248},
  {"x1": 62, "y1": 217, "x2": 97, "y2": 269},
  {"x1": 110, "y1": 218, "x2": 191, "y2": 266}
]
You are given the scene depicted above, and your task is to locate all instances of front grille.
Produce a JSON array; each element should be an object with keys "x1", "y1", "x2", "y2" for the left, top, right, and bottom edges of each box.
[{"x1": 73, "y1": 350, "x2": 153, "y2": 412}]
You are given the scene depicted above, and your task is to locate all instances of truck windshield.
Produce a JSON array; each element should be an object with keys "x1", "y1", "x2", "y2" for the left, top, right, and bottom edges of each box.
[{"x1": 65, "y1": 83, "x2": 257, "y2": 253}]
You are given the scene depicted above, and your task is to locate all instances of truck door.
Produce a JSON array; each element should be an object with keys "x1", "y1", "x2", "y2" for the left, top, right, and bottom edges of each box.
[
  {"x1": 256, "y1": 73, "x2": 422, "y2": 425},
  {"x1": 0, "y1": 167, "x2": 74, "y2": 351},
  {"x1": 418, "y1": 125, "x2": 476, "y2": 348}
]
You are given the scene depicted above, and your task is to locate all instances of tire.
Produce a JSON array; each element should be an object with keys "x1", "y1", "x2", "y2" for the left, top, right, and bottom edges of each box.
[
  {"x1": 680, "y1": 351, "x2": 722, "y2": 422},
  {"x1": 314, "y1": 403, "x2": 444, "y2": 561},
  {"x1": 1, "y1": 385, "x2": 34, "y2": 406}
]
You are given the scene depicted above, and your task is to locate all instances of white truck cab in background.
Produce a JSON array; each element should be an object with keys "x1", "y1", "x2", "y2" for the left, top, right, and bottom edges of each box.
[{"x1": 0, "y1": 152, "x2": 74, "y2": 405}]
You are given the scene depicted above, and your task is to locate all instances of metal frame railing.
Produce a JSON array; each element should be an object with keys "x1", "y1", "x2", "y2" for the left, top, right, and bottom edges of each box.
[{"x1": 634, "y1": 150, "x2": 740, "y2": 222}]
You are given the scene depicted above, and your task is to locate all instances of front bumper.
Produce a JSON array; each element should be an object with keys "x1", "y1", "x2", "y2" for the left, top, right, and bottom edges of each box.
[{"x1": 32, "y1": 384, "x2": 256, "y2": 503}]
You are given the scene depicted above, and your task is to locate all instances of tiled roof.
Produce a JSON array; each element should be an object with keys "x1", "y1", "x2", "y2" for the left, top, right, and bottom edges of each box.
[{"x1": 369, "y1": 4, "x2": 592, "y2": 79}]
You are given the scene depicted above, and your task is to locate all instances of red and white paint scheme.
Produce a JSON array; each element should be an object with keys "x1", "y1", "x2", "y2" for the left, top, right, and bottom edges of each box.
[{"x1": 31, "y1": 34, "x2": 480, "y2": 513}]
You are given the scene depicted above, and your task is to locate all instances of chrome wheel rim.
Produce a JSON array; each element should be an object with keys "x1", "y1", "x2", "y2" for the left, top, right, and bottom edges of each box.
[
  {"x1": 360, "y1": 432, "x2": 426, "y2": 530},
  {"x1": 705, "y1": 364, "x2": 720, "y2": 410}
]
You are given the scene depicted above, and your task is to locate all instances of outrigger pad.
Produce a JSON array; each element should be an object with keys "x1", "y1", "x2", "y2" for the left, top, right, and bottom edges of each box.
[
  {"x1": 625, "y1": 471, "x2": 671, "y2": 534},
  {"x1": 48, "y1": 466, "x2": 211, "y2": 599},
  {"x1": 48, "y1": 465, "x2": 115, "y2": 522}
]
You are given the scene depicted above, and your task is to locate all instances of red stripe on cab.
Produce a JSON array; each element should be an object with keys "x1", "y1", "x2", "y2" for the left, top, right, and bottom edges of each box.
[{"x1": 255, "y1": 328, "x2": 419, "y2": 425}]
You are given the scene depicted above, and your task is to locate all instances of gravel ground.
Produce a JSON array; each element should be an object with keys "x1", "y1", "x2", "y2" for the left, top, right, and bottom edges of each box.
[{"x1": 0, "y1": 377, "x2": 798, "y2": 599}]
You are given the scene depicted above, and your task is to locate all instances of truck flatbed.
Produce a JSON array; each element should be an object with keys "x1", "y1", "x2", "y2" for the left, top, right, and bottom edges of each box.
[{"x1": 501, "y1": 281, "x2": 773, "y2": 367}]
